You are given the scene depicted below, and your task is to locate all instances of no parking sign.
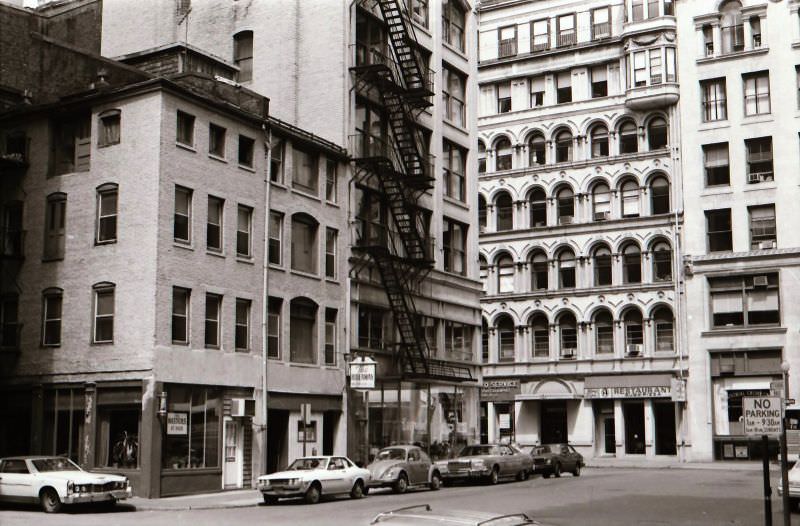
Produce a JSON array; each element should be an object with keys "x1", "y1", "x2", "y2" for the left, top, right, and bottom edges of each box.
[{"x1": 743, "y1": 396, "x2": 782, "y2": 437}]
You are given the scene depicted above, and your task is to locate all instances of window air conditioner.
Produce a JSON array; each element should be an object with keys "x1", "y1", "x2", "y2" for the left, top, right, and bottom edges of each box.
[
  {"x1": 753, "y1": 275, "x2": 769, "y2": 287},
  {"x1": 230, "y1": 398, "x2": 255, "y2": 418},
  {"x1": 561, "y1": 348, "x2": 576, "y2": 359},
  {"x1": 626, "y1": 344, "x2": 643, "y2": 356},
  {"x1": 560, "y1": 216, "x2": 574, "y2": 225},
  {"x1": 594, "y1": 211, "x2": 610, "y2": 221},
  {"x1": 748, "y1": 172, "x2": 761, "y2": 184},
  {"x1": 758, "y1": 241, "x2": 775, "y2": 250}
]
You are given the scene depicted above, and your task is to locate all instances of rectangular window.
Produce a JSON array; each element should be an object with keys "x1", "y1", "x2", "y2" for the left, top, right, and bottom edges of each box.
[
  {"x1": 270, "y1": 138, "x2": 284, "y2": 183},
  {"x1": 204, "y1": 293, "x2": 221, "y2": 348},
  {"x1": 591, "y1": 65, "x2": 608, "y2": 98},
  {"x1": 96, "y1": 186, "x2": 118, "y2": 244},
  {"x1": 162, "y1": 386, "x2": 220, "y2": 469},
  {"x1": 53, "y1": 112, "x2": 90, "y2": 175},
  {"x1": 206, "y1": 196, "x2": 223, "y2": 252},
  {"x1": 208, "y1": 123, "x2": 226, "y2": 158},
  {"x1": 632, "y1": 0, "x2": 644, "y2": 21},
  {"x1": 556, "y1": 70, "x2": 572, "y2": 103},
  {"x1": 745, "y1": 137, "x2": 773, "y2": 183},
  {"x1": 234, "y1": 31, "x2": 253, "y2": 82},
  {"x1": 743, "y1": 72, "x2": 770, "y2": 116},
  {"x1": 647, "y1": 0, "x2": 659, "y2": 18},
  {"x1": 236, "y1": 205, "x2": 252, "y2": 258},
  {"x1": 93, "y1": 285, "x2": 114, "y2": 344},
  {"x1": 443, "y1": 218, "x2": 467, "y2": 276},
  {"x1": 409, "y1": 0, "x2": 428, "y2": 27},
  {"x1": 324, "y1": 308, "x2": 337, "y2": 366},
  {"x1": 444, "y1": 321, "x2": 473, "y2": 362},
  {"x1": 325, "y1": 159, "x2": 337, "y2": 203},
  {"x1": 442, "y1": 0, "x2": 465, "y2": 52},
  {"x1": 238, "y1": 135, "x2": 254, "y2": 168},
  {"x1": 174, "y1": 186, "x2": 192, "y2": 244},
  {"x1": 172, "y1": 287, "x2": 190, "y2": 344},
  {"x1": 268, "y1": 212, "x2": 282, "y2": 265},
  {"x1": 530, "y1": 76, "x2": 545, "y2": 107},
  {"x1": 443, "y1": 141, "x2": 466, "y2": 201},
  {"x1": 176, "y1": 111, "x2": 195, "y2": 147},
  {"x1": 0, "y1": 296, "x2": 19, "y2": 349},
  {"x1": 710, "y1": 274, "x2": 780, "y2": 328},
  {"x1": 557, "y1": 13, "x2": 576, "y2": 47},
  {"x1": 665, "y1": 47, "x2": 676, "y2": 82},
  {"x1": 267, "y1": 297, "x2": 281, "y2": 359},
  {"x1": 591, "y1": 7, "x2": 610, "y2": 39},
  {"x1": 649, "y1": 48, "x2": 662, "y2": 84},
  {"x1": 358, "y1": 306, "x2": 385, "y2": 349},
  {"x1": 292, "y1": 216, "x2": 318, "y2": 274},
  {"x1": 706, "y1": 209, "x2": 733, "y2": 252},
  {"x1": 44, "y1": 195, "x2": 66, "y2": 260},
  {"x1": 703, "y1": 143, "x2": 730, "y2": 186},
  {"x1": 497, "y1": 82, "x2": 511, "y2": 113},
  {"x1": 292, "y1": 147, "x2": 319, "y2": 194},
  {"x1": 531, "y1": 19, "x2": 550, "y2": 51},
  {"x1": 235, "y1": 298, "x2": 250, "y2": 351},
  {"x1": 498, "y1": 25, "x2": 517, "y2": 57},
  {"x1": 325, "y1": 228, "x2": 337, "y2": 279},
  {"x1": 443, "y1": 66, "x2": 466, "y2": 127},
  {"x1": 42, "y1": 291, "x2": 62, "y2": 346},
  {"x1": 98, "y1": 110, "x2": 121, "y2": 147},
  {"x1": 701, "y1": 78, "x2": 727, "y2": 122},
  {"x1": 749, "y1": 205, "x2": 776, "y2": 249},
  {"x1": 290, "y1": 299, "x2": 317, "y2": 364},
  {"x1": 633, "y1": 51, "x2": 647, "y2": 87}
]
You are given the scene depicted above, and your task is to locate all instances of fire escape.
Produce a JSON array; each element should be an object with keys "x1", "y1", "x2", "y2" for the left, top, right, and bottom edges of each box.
[{"x1": 350, "y1": 0, "x2": 472, "y2": 382}]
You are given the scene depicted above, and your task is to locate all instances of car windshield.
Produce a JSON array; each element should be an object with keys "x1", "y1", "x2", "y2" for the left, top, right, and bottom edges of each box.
[
  {"x1": 533, "y1": 446, "x2": 551, "y2": 454},
  {"x1": 459, "y1": 445, "x2": 495, "y2": 456},
  {"x1": 32, "y1": 458, "x2": 81, "y2": 472},
  {"x1": 376, "y1": 448, "x2": 407, "y2": 461},
  {"x1": 287, "y1": 458, "x2": 327, "y2": 471}
]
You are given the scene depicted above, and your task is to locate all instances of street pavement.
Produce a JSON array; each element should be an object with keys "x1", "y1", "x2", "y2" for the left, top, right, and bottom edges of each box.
[{"x1": 0, "y1": 466, "x2": 796, "y2": 525}]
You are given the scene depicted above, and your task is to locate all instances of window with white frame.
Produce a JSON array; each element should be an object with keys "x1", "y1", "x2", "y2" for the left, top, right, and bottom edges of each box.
[
  {"x1": 497, "y1": 82, "x2": 511, "y2": 113},
  {"x1": 706, "y1": 208, "x2": 733, "y2": 252},
  {"x1": 592, "y1": 7, "x2": 611, "y2": 39},
  {"x1": 292, "y1": 146, "x2": 319, "y2": 194},
  {"x1": 358, "y1": 305, "x2": 385, "y2": 349},
  {"x1": 325, "y1": 227, "x2": 337, "y2": 279},
  {"x1": 710, "y1": 273, "x2": 779, "y2": 328},
  {"x1": 325, "y1": 159, "x2": 338, "y2": 203},
  {"x1": 743, "y1": 71, "x2": 770, "y2": 116},
  {"x1": 592, "y1": 183, "x2": 611, "y2": 220},
  {"x1": 498, "y1": 25, "x2": 517, "y2": 57},
  {"x1": 555, "y1": 130, "x2": 572, "y2": 162},
  {"x1": 42, "y1": 288, "x2": 62, "y2": 346},
  {"x1": 528, "y1": 134, "x2": 546, "y2": 165},
  {"x1": 98, "y1": 109, "x2": 121, "y2": 147},
  {"x1": 268, "y1": 211, "x2": 282, "y2": 265},
  {"x1": 443, "y1": 140, "x2": 466, "y2": 201},
  {"x1": 556, "y1": 13, "x2": 576, "y2": 47},
  {"x1": 530, "y1": 251, "x2": 548, "y2": 290},
  {"x1": 558, "y1": 250, "x2": 576, "y2": 288},
  {"x1": 207, "y1": 196, "x2": 223, "y2": 252},
  {"x1": 529, "y1": 188, "x2": 547, "y2": 227},
  {"x1": 270, "y1": 137, "x2": 284, "y2": 183},
  {"x1": 291, "y1": 214, "x2": 319, "y2": 274},
  {"x1": 594, "y1": 245, "x2": 613, "y2": 286},
  {"x1": 204, "y1": 293, "x2": 221, "y2": 348},
  {"x1": 701, "y1": 78, "x2": 727, "y2": 122},
  {"x1": 44, "y1": 193, "x2": 66, "y2": 260},
  {"x1": 235, "y1": 298, "x2": 251, "y2": 351},
  {"x1": 443, "y1": 218, "x2": 467, "y2": 275},
  {"x1": 267, "y1": 297, "x2": 281, "y2": 359},
  {"x1": 591, "y1": 125, "x2": 609, "y2": 157},
  {"x1": 93, "y1": 283, "x2": 115, "y2": 344},
  {"x1": 497, "y1": 255, "x2": 514, "y2": 294},
  {"x1": 557, "y1": 186, "x2": 574, "y2": 222},
  {"x1": 749, "y1": 204, "x2": 776, "y2": 249},
  {"x1": 495, "y1": 192, "x2": 513, "y2": 230},
  {"x1": 704, "y1": 143, "x2": 730, "y2": 186},
  {"x1": 622, "y1": 244, "x2": 642, "y2": 283},
  {"x1": 234, "y1": 30, "x2": 253, "y2": 82},
  {"x1": 633, "y1": 51, "x2": 647, "y2": 87},
  {"x1": 174, "y1": 186, "x2": 192, "y2": 244},
  {"x1": 558, "y1": 313, "x2": 577, "y2": 358},
  {"x1": 652, "y1": 241, "x2": 673, "y2": 281},
  {"x1": 594, "y1": 310, "x2": 614, "y2": 354},
  {"x1": 209, "y1": 123, "x2": 226, "y2": 158},
  {"x1": 290, "y1": 297, "x2": 317, "y2": 364},
  {"x1": 653, "y1": 307, "x2": 674, "y2": 352},
  {"x1": 495, "y1": 138, "x2": 512, "y2": 171},
  {"x1": 745, "y1": 136, "x2": 773, "y2": 183},
  {"x1": 651, "y1": 176, "x2": 670, "y2": 214},
  {"x1": 531, "y1": 19, "x2": 549, "y2": 51},
  {"x1": 556, "y1": 71, "x2": 572, "y2": 103},
  {"x1": 496, "y1": 316, "x2": 515, "y2": 362},
  {"x1": 591, "y1": 65, "x2": 608, "y2": 98},
  {"x1": 236, "y1": 205, "x2": 253, "y2": 257},
  {"x1": 442, "y1": 0, "x2": 465, "y2": 51},
  {"x1": 619, "y1": 120, "x2": 638, "y2": 154},
  {"x1": 530, "y1": 76, "x2": 545, "y2": 107},
  {"x1": 444, "y1": 320, "x2": 473, "y2": 362},
  {"x1": 443, "y1": 66, "x2": 466, "y2": 126},
  {"x1": 176, "y1": 110, "x2": 195, "y2": 147},
  {"x1": 325, "y1": 308, "x2": 337, "y2": 365},
  {"x1": 172, "y1": 287, "x2": 190, "y2": 344},
  {"x1": 96, "y1": 184, "x2": 118, "y2": 244},
  {"x1": 530, "y1": 314, "x2": 549, "y2": 358}
]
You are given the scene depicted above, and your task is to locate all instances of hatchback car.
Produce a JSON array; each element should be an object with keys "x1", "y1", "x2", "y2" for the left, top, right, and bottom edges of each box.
[{"x1": 520, "y1": 444, "x2": 583, "y2": 478}]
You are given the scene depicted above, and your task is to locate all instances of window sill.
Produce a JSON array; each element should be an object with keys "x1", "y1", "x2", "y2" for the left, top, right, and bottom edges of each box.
[
  {"x1": 701, "y1": 326, "x2": 786, "y2": 337},
  {"x1": 743, "y1": 182, "x2": 777, "y2": 192},
  {"x1": 443, "y1": 119, "x2": 469, "y2": 135},
  {"x1": 288, "y1": 362, "x2": 322, "y2": 369},
  {"x1": 91, "y1": 341, "x2": 114, "y2": 345},
  {"x1": 238, "y1": 164, "x2": 256, "y2": 173},
  {"x1": 270, "y1": 181, "x2": 288, "y2": 190},
  {"x1": 176, "y1": 142, "x2": 196, "y2": 153},
  {"x1": 236, "y1": 255, "x2": 255, "y2": 265},
  {"x1": 325, "y1": 277, "x2": 340, "y2": 285},
  {"x1": 171, "y1": 341, "x2": 190, "y2": 346},
  {"x1": 741, "y1": 114, "x2": 773, "y2": 125},
  {"x1": 442, "y1": 41, "x2": 468, "y2": 61},
  {"x1": 234, "y1": 348, "x2": 251, "y2": 354},
  {"x1": 97, "y1": 141, "x2": 120, "y2": 149},
  {"x1": 290, "y1": 187, "x2": 321, "y2": 201},
  {"x1": 204, "y1": 345, "x2": 221, "y2": 350},
  {"x1": 40, "y1": 344, "x2": 61, "y2": 349},
  {"x1": 696, "y1": 47, "x2": 769, "y2": 65},
  {"x1": 95, "y1": 240, "x2": 118, "y2": 246},
  {"x1": 208, "y1": 153, "x2": 228, "y2": 163},
  {"x1": 290, "y1": 269, "x2": 322, "y2": 280},
  {"x1": 174, "y1": 241, "x2": 193, "y2": 250},
  {"x1": 206, "y1": 249, "x2": 225, "y2": 258},
  {"x1": 698, "y1": 121, "x2": 730, "y2": 132},
  {"x1": 325, "y1": 199, "x2": 340, "y2": 208},
  {"x1": 700, "y1": 187, "x2": 733, "y2": 197},
  {"x1": 443, "y1": 195, "x2": 469, "y2": 210},
  {"x1": 42, "y1": 256, "x2": 64, "y2": 263}
]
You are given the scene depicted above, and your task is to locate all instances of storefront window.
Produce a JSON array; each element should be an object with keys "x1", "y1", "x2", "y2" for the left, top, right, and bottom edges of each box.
[
  {"x1": 163, "y1": 386, "x2": 221, "y2": 469},
  {"x1": 97, "y1": 406, "x2": 140, "y2": 468},
  {"x1": 42, "y1": 388, "x2": 84, "y2": 462}
]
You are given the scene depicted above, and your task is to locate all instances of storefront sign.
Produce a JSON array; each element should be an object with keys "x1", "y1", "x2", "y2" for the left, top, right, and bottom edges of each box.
[
  {"x1": 585, "y1": 385, "x2": 672, "y2": 399},
  {"x1": 480, "y1": 379, "x2": 521, "y2": 401},
  {"x1": 349, "y1": 357, "x2": 377, "y2": 390},
  {"x1": 743, "y1": 396, "x2": 782, "y2": 437},
  {"x1": 498, "y1": 413, "x2": 511, "y2": 429},
  {"x1": 671, "y1": 378, "x2": 687, "y2": 402},
  {"x1": 167, "y1": 412, "x2": 188, "y2": 435}
]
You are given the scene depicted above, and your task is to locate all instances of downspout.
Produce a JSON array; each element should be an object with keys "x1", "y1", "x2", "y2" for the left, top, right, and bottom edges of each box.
[{"x1": 261, "y1": 122, "x2": 273, "y2": 475}]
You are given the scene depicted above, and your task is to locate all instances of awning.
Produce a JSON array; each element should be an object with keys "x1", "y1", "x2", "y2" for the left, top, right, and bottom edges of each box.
[
  {"x1": 584, "y1": 374, "x2": 674, "y2": 399},
  {"x1": 267, "y1": 393, "x2": 343, "y2": 412}
]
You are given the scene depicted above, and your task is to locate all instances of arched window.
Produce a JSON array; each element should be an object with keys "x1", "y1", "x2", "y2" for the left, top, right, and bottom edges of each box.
[
  {"x1": 591, "y1": 125, "x2": 609, "y2": 158},
  {"x1": 651, "y1": 240, "x2": 672, "y2": 281},
  {"x1": 620, "y1": 180, "x2": 640, "y2": 217},
  {"x1": 650, "y1": 176, "x2": 670, "y2": 214},
  {"x1": 495, "y1": 138, "x2": 512, "y2": 171},
  {"x1": 623, "y1": 308, "x2": 644, "y2": 353},
  {"x1": 592, "y1": 182, "x2": 611, "y2": 221},
  {"x1": 478, "y1": 141, "x2": 487, "y2": 173},
  {"x1": 478, "y1": 194, "x2": 487, "y2": 232},
  {"x1": 290, "y1": 297, "x2": 318, "y2": 364},
  {"x1": 495, "y1": 192, "x2": 513, "y2": 231},
  {"x1": 720, "y1": 1, "x2": 744, "y2": 54},
  {"x1": 594, "y1": 309, "x2": 614, "y2": 354},
  {"x1": 558, "y1": 249, "x2": 576, "y2": 289},
  {"x1": 648, "y1": 117, "x2": 668, "y2": 150},
  {"x1": 622, "y1": 243, "x2": 642, "y2": 283},
  {"x1": 530, "y1": 313, "x2": 550, "y2": 359},
  {"x1": 530, "y1": 250, "x2": 549, "y2": 290},
  {"x1": 234, "y1": 30, "x2": 254, "y2": 82},
  {"x1": 558, "y1": 312, "x2": 577, "y2": 359},
  {"x1": 479, "y1": 255, "x2": 489, "y2": 294},
  {"x1": 593, "y1": 245, "x2": 613, "y2": 286},
  {"x1": 619, "y1": 120, "x2": 638, "y2": 154},
  {"x1": 529, "y1": 133, "x2": 546, "y2": 165},
  {"x1": 555, "y1": 130, "x2": 573, "y2": 163},
  {"x1": 653, "y1": 307, "x2": 675, "y2": 352},
  {"x1": 529, "y1": 187, "x2": 547, "y2": 227},
  {"x1": 556, "y1": 186, "x2": 574, "y2": 224},
  {"x1": 496, "y1": 254, "x2": 515, "y2": 294},
  {"x1": 496, "y1": 315, "x2": 515, "y2": 362},
  {"x1": 481, "y1": 318, "x2": 489, "y2": 362}
]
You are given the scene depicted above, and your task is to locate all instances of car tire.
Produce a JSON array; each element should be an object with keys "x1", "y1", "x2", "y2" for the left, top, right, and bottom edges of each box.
[
  {"x1": 487, "y1": 467, "x2": 499, "y2": 485},
  {"x1": 554, "y1": 463, "x2": 561, "y2": 478},
  {"x1": 263, "y1": 495, "x2": 278, "y2": 505},
  {"x1": 429, "y1": 472, "x2": 441, "y2": 491},
  {"x1": 523, "y1": 469, "x2": 531, "y2": 480},
  {"x1": 304, "y1": 483, "x2": 321, "y2": 505},
  {"x1": 573, "y1": 464, "x2": 581, "y2": 477},
  {"x1": 515, "y1": 470, "x2": 526, "y2": 482},
  {"x1": 40, "y1": 487, "x2": 62, "y2": 513},
  {"x1": 363, "y1": 486, "x2": 370, "y2": 495},
  {"x1": 543, "y1": 472, "x2": 551, "y2": 479},
  {"x1": 350, "y1": 480, "x2": 365, "y2": 499},
  {"x1": 393, "y1": 473, "x2": 408, "y2": 494}
]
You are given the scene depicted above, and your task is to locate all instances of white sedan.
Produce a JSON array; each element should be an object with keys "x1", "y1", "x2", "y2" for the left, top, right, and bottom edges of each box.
[
  {"x1": 0, "y1": 456, "x2": 131, "y2": 513},
  {"x1": 257, "y1": 455, "x2": 370, "y2": 504}
]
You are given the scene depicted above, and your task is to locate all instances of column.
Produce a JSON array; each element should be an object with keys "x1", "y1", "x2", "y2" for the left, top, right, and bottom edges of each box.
[
  {"x1": 614, "y1": 399, "x2": 624, "y2": 456},
  {"x1": 644, "y1": 399, "x2": 654, "y2": 457},
  {"x1": 141, "y1": 377, "x2": 162, "y2": 498},
  {"x1": 31, "y1": 385, "x2": 43, "y2": 454},
  {"x1": 712, "y1": 23, "x2": 722, "y2": 56},
  {"x1": 742, "y1": 20, "x2": 752, "y2": 52},
  {"x1": 488, "y1": 402, "x2": 498, "y2": 442},
  {"x1": 82, "y1": 383, "x2": 97, "y2": 468},
  {"x1": 488, "y1": 204, "x2": 496, "y2": 233}
]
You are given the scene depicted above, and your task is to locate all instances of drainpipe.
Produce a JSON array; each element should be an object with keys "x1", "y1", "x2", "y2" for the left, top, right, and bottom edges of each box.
[{"x1": 260, "y1": 122, "x2": 273, "y2": 475}]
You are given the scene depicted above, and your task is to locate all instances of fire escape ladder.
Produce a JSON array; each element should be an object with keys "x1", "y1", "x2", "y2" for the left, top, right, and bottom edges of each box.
[
  {"x1": 376, "y1": 0, "x2": 429, "y2": 103},
  {"x1": 382, "y1": 90, "x2": 427, "y2": 187}
]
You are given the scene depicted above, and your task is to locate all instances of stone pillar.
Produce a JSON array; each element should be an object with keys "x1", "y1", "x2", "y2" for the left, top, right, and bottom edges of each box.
[
  {"x1": 31, "y1": 385, "x2": 44, "y2": 454},
  {"x1": 644, "y1": 399, "x2": 654, "y2": 457},
  {"x1": 82, "y1": 383, "x2": 96, "y2": 468},
  {"x1": 614, "y1": 399, "x2": 624, "y2": 456},
  {"x1": 141, "y1": 377, "x2": 162, "y2": 498},
  {"x1": 712, "y1": 24, "x2": 722, "y2": 56},
  {"x1": 742, "y1": 20, "x2": 752, "y2": 52}
]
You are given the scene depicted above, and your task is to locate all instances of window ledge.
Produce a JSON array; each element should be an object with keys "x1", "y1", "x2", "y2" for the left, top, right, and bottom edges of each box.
[
  {"x1": 173, "y1": 241, "x2": 193, "y2": 250},
  {"x1": 701, "y1": 326, "x2": 787, "y2": 337},
  {"x1": 206, "y1": 249, "x2": 225, "y2": 259},
  {"x1": 743, "y1": 182, "x2": 777, "y2": 192},
  {"x1": 97, "y1": 141, "x2": 120, "y2": 149},
  {"x1": 91, "y1": 341, "x2": 114, "y2": 346},
  {"x1": 290, "y1": 187, "x2": 321, "y2": 202},
  {"x1": 700, "y1": 187, "x2": 734, "y2": 197},
  {"x1": 42, "y1": 256, "x2": 64, "y2": 263},
  {"x1": 270, "y1": 181, "x2": 288, "y2": 190},
  {"x1": 443, "y1": 41, "x2": 468, "y2": 61},
  {"x1": 696, "y1": 47, "x2": 769, "y2": 65},
  {"x1": 793, "y1": 41, "x2": 800, "y2": 49},
  {"x1": 238, "y1": 164, "x2": 256, "y2": 173},
  {"x1": 741, "y1": 114, "x2": 774, "y2": 125},
  {"x1": 443, "y1": 195, "x2": 470, "y2": 210},
  {"x1": 268, "y1": 263, "x2": 285, "y2": 271},
  {"x1": 176, "y1": 142, "x2": 196, "y2": 153},
  {"x1": 443, "y1": 119, "x2": 469, "y2": 134},
  {"x1": 236, "y1": 255, "x2": 255, "y2": 265},
  {"x1": 288, "y1": 362, "x2": 322, "y2": 369},
  {"x1": 290, "y1": 269, "x2": 321, "y2": 280},
  {"x1": 94, "y1": 240, "x2": 118, "y2": 246},
  {"x1": 208, "y1": 153, "x2": 228, "y2": 163},
  {"x1": 698, "y1": 121, "x2": 730, "y2": 132},
  {"x1": 325, "y1": 277, "x2": 341, "y2": 285},
  {"x1": 325, "y1": 200, "x2": 340, "y2": 208}
]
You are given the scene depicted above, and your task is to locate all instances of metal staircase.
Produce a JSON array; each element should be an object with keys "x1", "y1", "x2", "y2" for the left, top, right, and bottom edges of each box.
[{"x1": 350, "y1": 1, "x2": 472, "y2": 382}]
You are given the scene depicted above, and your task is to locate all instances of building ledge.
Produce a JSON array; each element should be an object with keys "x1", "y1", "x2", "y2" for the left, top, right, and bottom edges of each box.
[
  {"x1": 689, "y1": 247, "x2": 800, "y2": 265},
  {"x1": 700, "y1": 326, "x2": 787, "y2": 338},
  {"x1": 696, "y1": 47, "x2": 769, "y2": 65}
]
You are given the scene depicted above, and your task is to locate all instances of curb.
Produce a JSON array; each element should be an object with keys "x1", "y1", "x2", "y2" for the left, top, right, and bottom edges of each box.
[{"x1": 131, "y1": 500, "x2": 258, "y2": 512}]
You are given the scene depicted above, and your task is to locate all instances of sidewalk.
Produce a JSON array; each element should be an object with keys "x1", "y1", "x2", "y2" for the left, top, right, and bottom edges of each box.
[
  {"x1": 585, "y1": 457, "x2": 781, "y2": 471},
  {"x1": 129, "y1": 489, "x2": 261, "y2": 511}
]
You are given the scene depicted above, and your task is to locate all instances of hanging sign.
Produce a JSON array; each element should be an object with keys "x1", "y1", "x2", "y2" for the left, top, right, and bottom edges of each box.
[
  {"x1": 350, "y1": 356, "x2": 377, "y2": 389},
  {"x1": 167, "y1": 412, "x2": 188, "y2": 435},
  {"x1": 671, "y1": 378, "x2": 687, "y2": 402}
]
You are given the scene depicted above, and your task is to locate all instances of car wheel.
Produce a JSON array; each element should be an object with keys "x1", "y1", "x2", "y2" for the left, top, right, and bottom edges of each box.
[
  {"x1": 40, "y1": 487, "x2": 62, "y2": 513},
  {"x1": 350, "y1": 480, "x2": 365, "y2": 499},
  {"x1": 263, "y1": 495, "x2": 278, "y2": 505},
  {"x1": 523, "y1": 469, "x2": 531, "y2": 480},
  {"x1": 363, "y1": 486, "x2": 370, "y2": 495},
  {"x1": 304, "y1": 483, "x2": 321, "y2": 505},
  {"x1": 429, "y1": 472, "x2": 441, "y2": 491},
  {"x1": 393, "y1": 473, "x2": 408, "y2": 494},
  {"x1": 543, "y1": 472, "x2": 551, "y2": 479},
  {"x1": 487, "y1": 467, "x2": 499, "y2": 485},
  {"x1": 573, "y1": 464, "x2": 581, "y2": 477},
  {"x1": 515, "y1": 470, "x2": 526, "y2": 482},
  {"x1": 554, "y1": 463, "x2": 561, "y2": 478}
]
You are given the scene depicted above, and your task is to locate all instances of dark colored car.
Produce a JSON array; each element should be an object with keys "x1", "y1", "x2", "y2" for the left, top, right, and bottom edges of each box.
[
  {"x1": 436, "y1": 444, "x2": 533, "y2": 485},
  {"x1": 521, "y1": 444, "x2": 583, "y2": 478}
]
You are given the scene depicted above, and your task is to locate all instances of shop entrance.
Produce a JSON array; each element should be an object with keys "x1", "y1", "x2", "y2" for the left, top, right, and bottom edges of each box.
[
  {"x1": 603, "y1": 416, "x2": 616, "y2": 454},
  {"x1": 267, "y1": 409, "x2": 289, "y2": 473},
  {"x1": 654, "y1": 402, "x2": 677, "y2": 455},
  {"x1": 540, "y1": 401, "x2": 567, "y2": 444},
  {"x1": 222, "y1": 418, "x2": 243, "y2": 489},
  {"x1": 322, "y1": 411, "x2": 338, "y2": 456},
  {"x1": 623, "y1": 401, "x2": 645, "y2": 454}
]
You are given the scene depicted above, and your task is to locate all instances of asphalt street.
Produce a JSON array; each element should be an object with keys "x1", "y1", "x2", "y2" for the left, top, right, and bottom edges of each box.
[{"x1": 0, "y1": 467, "x2": 795, "y2": 525}]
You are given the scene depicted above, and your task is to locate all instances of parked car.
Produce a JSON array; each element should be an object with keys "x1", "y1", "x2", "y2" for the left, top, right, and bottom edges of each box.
[
  {"x1": 366, "y1": 445, "x2": 442, "y2": 493},
  {"x1": 370, "y1": 504, "x2": 545, "y2": 525},
  {"x1": 257, "y1": 455, "x2": 370, "y2": 504},
  {"x1": 520, "y1": 444, "x2": 583, "y2": 478},
  {"x1": 435, "y1": 444, "x2": 532, "y2": 485},
  {"x1": 0, "y1": 456, "x2": 131, "y2": 513},
  {"x1": 778, "y1": 459, "x2": 800, "y2": 510}
]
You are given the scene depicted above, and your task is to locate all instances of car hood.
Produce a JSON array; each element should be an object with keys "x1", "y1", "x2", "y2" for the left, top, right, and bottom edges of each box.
[
  {"x1": 367, "y1": 460, "x2": 404, "y2": 477},
  {"x1": 38, "y1": 471, "x2": 126, "y2": 484},
  {"x1": 258, "y1": 469, "x2": 310, "y2": 481},
  {"x1": 789, "y1": 468, "x2": 800, "y2": 484}
]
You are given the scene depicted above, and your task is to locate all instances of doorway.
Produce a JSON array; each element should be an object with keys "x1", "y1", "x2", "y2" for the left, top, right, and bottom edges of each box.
[
  {"x1": 322, "y1": 411, "x2": 339, "y2": 455},
  {"x1": 267, "y1": 409, "x2": 290, "y2": 473},
  {"x1": 540, "y1": 401, "x2": 567, "y2": 444},
  {"x1": 603, "y1": 416, "x2": 616, "y2": 454},
  {"x1": 223, "y1": 418, "x2": 243, "y2": 489},
  {"x1": 654, "y1": 402, "x2": 677, "y2": 455},
  {"x1": 623, "y1": 401, "x2": 645, "y2": 454}
]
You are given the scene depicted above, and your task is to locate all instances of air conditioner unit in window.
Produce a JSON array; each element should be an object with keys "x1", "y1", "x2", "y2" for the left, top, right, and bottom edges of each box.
[
  {"x1": 748, "y1": 173, "x2": 761, "y2": 184},
  {"x1": 758, "y1": 240, "x2": 775, "y2": 250},
  {"x1": 560, "y1": 216, "x2": 574, "y2": 225},
  {"x1": 230, "y1": 398, "x2": 255, "y2": 418},
  {"x1": 753, "y1": 275, "x2": 769, "y2": 287},
  {"x1": 626, "y1": 344, "x2": 643, "y2": 356},
  {"x1": 561, "y1": 348, "x2": 576, "y2": 359},
  {"x1": 594, "y1": 211, "x2": 610, "y2": 221}
]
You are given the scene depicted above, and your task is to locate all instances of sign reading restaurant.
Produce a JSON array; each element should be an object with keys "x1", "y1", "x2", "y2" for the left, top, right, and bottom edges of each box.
[
  {"x1": 480, "y1": 379, "x2": 521, "y2": 401},
  {"x1": 584, "y1": 385, "x2": 672, "y2": 399},
  {"x1": 584, "y1": 374, "x2": 675, "y2": 399}
]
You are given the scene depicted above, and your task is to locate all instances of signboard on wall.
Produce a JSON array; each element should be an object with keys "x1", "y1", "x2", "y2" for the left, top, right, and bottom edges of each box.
[
  {"x1": 480, "y1": 379, "x2": 521, "y2": 401},
  {"x1": 350, "y1": 357, "x2": 377, "y2": 389},
  {"x1": 671, "y1": 378, "x2": 687, "y2": 402},
  {"x1": 584, "y1": 385, "x2": 672, "y2": 399},
  {"x1": 743, "y1": 396, "x2": 782, "y2": 437},
  {"x1": 167, "y1": 412, "x2": 188, "y2": 435}
]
